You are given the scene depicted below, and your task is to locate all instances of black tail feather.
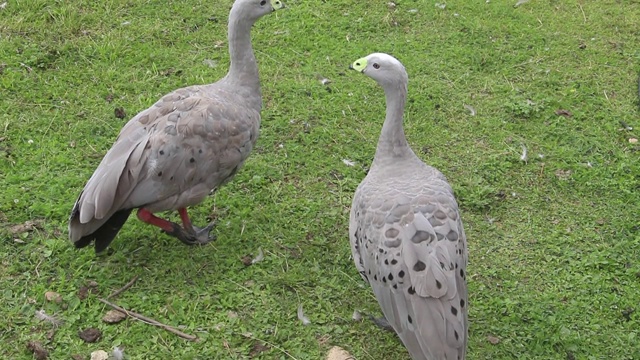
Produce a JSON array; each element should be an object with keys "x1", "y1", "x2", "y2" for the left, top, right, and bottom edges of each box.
[{"x1": 74, "y1": 209, "x2": 133, "y2": 253}]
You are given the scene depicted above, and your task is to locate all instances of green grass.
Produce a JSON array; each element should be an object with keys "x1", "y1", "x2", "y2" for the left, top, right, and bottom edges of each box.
[{"x1": 1, "y1": 0, "x2": 639, "y2": 359}]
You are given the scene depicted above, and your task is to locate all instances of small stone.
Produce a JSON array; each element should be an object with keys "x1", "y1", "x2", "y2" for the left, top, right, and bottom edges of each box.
[
  {"x1": 102, "y1": 310, "x2": 127, "y2": 324},
  {"x1": 90, "y1": 350, "x2": 109, "y2": 360}
]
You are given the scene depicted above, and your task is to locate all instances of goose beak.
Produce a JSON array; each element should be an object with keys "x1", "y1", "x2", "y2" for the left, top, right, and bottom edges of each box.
[
  {"x1": 271, "y1": 0, "x2": 285, "y2": 11},
  {"x1": 350, "y1": 57, "x2": 367, "y2": 73}
]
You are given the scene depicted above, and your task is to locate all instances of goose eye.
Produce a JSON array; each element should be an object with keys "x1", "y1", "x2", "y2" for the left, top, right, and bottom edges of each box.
[
  {"x1": 373, "y1": 63, "x2": 380, "y2": 69},
  {"x1": 260, "y1": 0, "x2": 266, "y2": 5}
]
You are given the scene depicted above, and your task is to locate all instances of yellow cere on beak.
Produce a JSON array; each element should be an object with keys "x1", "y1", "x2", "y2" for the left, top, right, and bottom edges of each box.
[
  {"x1": 350, "y1": 57, "x2": 367, "y2": 73},
  {"x1": 271, "y1": 0, "x2": 285, "y2": 10}
]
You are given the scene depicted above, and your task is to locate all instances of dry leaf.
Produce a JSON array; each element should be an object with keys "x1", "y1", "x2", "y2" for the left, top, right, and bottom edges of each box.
[
  {"x1": 102, "y1": 310, "x2": 127, "y2": 324},
  {"x1": 487, "y1": 335, "x2": 501, "y2": 344},
  {"x1": 629, "y1": 138, "x2": 638, "y2": 144},
  {"x1": 326, "y1": 346, "x2": 355, "y2": 360},
  {"x1": 555, "y1": 109, "x2": 573, "y2": 117}
]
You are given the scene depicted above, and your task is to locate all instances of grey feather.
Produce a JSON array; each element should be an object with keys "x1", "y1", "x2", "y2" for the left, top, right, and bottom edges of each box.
[
  {"x1": 69, "y1": 0, "x2": 283, "y2": 250},
  {"x1": 349, "y1": 53, "x2": 468, "y2": 360}
]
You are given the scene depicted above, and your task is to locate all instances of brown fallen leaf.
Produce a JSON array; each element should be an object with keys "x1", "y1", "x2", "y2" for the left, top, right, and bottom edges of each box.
[
  {"x1": 79, "y1": 328, "x2": 102, "y2": 343},
  {"x1": 487, "y1": 335, "x2": 501, "y2": 345},
  {"x1": 630, "y1": 138, "x2": 638, "y2": 144},
  {"x1": 102, "y1": 310, "x2": 127, "y2": 324},
  {"x1": 555, "y1": 109, "x2": 573, "y2": 117},
  {"x1": 44, "y1": 291, "x2": 62, "y2": 304},
  {"x1": 71, "y1": 354, "x2": 85, "y2": 360},
  {"x1": 26, "y1": 340, "x2": 48, "y2": 360},
  {"x1": 326, "y1": 346, "x2": 355, "y2": 360}
]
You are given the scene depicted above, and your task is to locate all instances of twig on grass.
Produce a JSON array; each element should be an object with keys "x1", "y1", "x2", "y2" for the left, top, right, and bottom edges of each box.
[
  {"x1": 106, "y1": 275, "x2": 139, "y2": 299},
  {"x1": 98, "y1": 298, "x2": 198, "y2": 341}
]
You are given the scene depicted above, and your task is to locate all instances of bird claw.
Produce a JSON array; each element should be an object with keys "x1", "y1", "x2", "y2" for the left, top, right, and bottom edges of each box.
[
  {"x1": 165, "y1": 221, "x2": 216, "y2": 246},
  {"x1": 368, "y1": 314, "x2": 395, "y2": 332}
]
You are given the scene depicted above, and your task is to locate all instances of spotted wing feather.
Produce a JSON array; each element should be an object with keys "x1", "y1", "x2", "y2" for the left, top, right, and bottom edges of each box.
[
  {"x1": 69, "y1": 85, "x2": 260, "y2": 248},
  {"x1": 350, "y1": 172, "x2": 468, "y2": 360}
]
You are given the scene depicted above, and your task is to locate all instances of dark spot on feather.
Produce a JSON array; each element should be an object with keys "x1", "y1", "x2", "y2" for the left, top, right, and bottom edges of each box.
[
  {"x1": 447, "y1": 230, "x2": 459, "y2": 241},
  {"x1": 460, "y1": 269, "x2": 465, "y2": 279},
  {"x1": 411, "y1": 230, "x2": 431, "y2": 243},
  {"x1": 455, "y1": 263, "x2": 459, "y2": 269},
  {"x1": 157, "y1": 171, "x2": 163, "y2": 177},
  {"x1": 190, "y1": 157, "x2": 195, "y2": 163},
  {"x1": 407, "y1": 286, "x2": 415, "y2": 295},
  {"x1": 170, "y1": 176, "x2": 174, "y2": 181},
  {"x1": 436, "y1": 280, "x2": 442, "y2": 289},
  {"x1": 440, "y1": 262, "x2": 445, "y2": 269},
  {"x1": 374, "y1": 274, "x2": 377, "y2": 281},
  {"x1": 398, "y1": 270, "x2": 405, "y2": 278},
  {"x1": 391, "y1": 259, "x2": 398, "y2": 265},
  {"x1": 198, "y1": 149, "x2": 203, "y2": 153},
  {"x1": 393, "y1": 284, "x2": 397, "y2": 289},
  {"x1": 384, "y1": 259, "x2": 389, "y2": 265},
  {"x1": 368, "y1": 269, "x2": 371, "y2": 275},
  {"x1": 413, "y1": 260, "x2": 426, "y2": 272},
  {"x1": 388, "y1": 273, "x2": 394, "y2": 281},
  {"x1": 385, "y1": 228, "x2": 399, "y2": 238},
  {"x1": 437, "y1": 233, "x2": 444, "y2": 241},
  {"x1": 407, "y1": 315, "x2": 413, "y2": 324},
  {"x1": 159, "y1": 150, "x2": 165, "y2": 155},
  {"x1": 454, "y1": 330, "x2": 459, "y2": 341},
  {"x1": 379, "y1": 248, "x2": 384, "y2": 253},
  {"x1": 451, "y1": 306, "x2": 458, "y2": 316},
  {"x1": 434, "y1": 210, "x2": 447, "y2": 220},
  {"x1": 382, "y1": 276, "x2": 387, "y2": 283},
  {"x1": 460, "y1": 299, "x2": 465, "y2": 308}
]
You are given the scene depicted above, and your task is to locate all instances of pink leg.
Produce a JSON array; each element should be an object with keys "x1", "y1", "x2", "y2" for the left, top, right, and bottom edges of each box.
[
  {"x1": 137, "y1": 208, "x2": 175, "y2": 233},
  {"x1": 178, "y1": 208, "x2": 193, "y2": 232}
]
